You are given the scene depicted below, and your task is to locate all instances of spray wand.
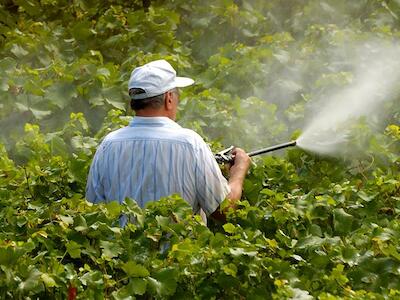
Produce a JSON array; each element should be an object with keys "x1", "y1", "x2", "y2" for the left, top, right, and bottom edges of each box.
[{"x1": 215, "y1": 140, "x2": 297, "y2": 164}]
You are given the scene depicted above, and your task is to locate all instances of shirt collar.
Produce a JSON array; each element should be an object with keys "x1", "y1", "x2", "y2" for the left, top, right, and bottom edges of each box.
[{"x1": 129, "y1": 116, "x2": 182, "y2": 129}]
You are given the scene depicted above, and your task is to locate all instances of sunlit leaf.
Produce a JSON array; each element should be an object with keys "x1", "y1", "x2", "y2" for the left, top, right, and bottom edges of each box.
[{"x1": 122, "y1": 261, "x2": 150, "y2": 277}]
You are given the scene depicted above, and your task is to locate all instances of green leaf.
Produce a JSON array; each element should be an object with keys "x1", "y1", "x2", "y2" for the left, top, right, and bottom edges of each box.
[
  {"x1": 333, "y1": 208, "x2": 354, "y2": 234},
  {"x1": 111, "y1": 289, "x2": 135, "y2": 300},
  {"x1": 11, "y1": 44, "x2": 29, "y2": 57},
  {"x1": 41, "y1": 273, "x2": 57, "y2": 288},
  {"x1": 100, "y1": 240, "x2": 123, "y2": 259},
  {"x1": 105, "y1": 201, "x2": 122, "y2": 219},
  {"x1": 90, "y1": 50, "x2": 104, "y2": 64},
  {"x1": 105, "y1": 98, "x2": 126, "y2": 110},
  {"x1": 80, "y1": 270, "x2": 104, "y2": 287},
  {"x1": 18, "y1": 268, "x2": 42, "y2": 293},
  {"x1": 15, "y1": 0, "x2": 41, "y2": 16},
  {"x1": 223, "y1": 223, "x2": 236, "y2": 234},
  {"x1": 148, "y1": 268, "x2": 178, "y2": 296},
  {"x1": 30, "y1": 108, "x2": 52, "y2": 119},
  {"x1": 223, "y1": 263, "x2": 237, "y2": 277},
  {"x1": 122, "y1": 261, "x2": 150, "y2": 277},
  {"x1": 0, "y1": 57, "x2": 17, "y2": 70},
  {"x1": 229, "y1": 247, "x2": 257, "y2": 257},
  {"x1": 46, "y1": 134, "x2": 68, "y2": 156},
  {"x1": 66, "y1": 241, "x2": 81, "y2": 259},
  {"x1": 0, "y1": 246, "x2": 25, "y2": 266},
  {"x1": 96, "y1": 67, "x2": 110, "y2": 80},
  {"x1": 358, "y1": 191, "x2": 377, "y2": 202},
  {"x1": 74, "y1": 215, "x2": 88, "y2": 232},
  {"x1": 131, "y1": 278, "x2": 147, "y2": 295},
  {"x1": 70, "y1": 21, "x2": 93, "y2": 40},
  {"x1": 112, "y1": 278, "x2": 147, "y2": 299},
  {"x1": 156, "y1": 215, "x2": 170, "y2": 227},
  {"x1": 44, "y1": 83, "x2": 76, "y2": 109},
  {"x1": 289, "y1": 288, "x2": 313, "y2": 300}
]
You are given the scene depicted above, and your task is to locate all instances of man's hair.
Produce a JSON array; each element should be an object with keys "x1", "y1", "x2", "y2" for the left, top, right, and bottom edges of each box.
[{"x1": 129, "y1": 88, "x2": 165, "y2": 111}]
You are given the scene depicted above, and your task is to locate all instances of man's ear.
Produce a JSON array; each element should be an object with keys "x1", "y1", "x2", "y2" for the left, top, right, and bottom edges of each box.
[{"x1": 164, "y1": 91, "x2": 174, "y2": 110}]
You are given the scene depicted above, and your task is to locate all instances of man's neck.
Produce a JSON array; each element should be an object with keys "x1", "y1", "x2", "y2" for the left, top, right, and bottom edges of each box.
[{"x1": 135, "y1": 110, "x2": 174, "y2": 120}]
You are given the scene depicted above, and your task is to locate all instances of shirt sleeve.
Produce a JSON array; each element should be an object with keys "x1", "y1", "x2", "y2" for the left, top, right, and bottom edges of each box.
[
  {"x1": 194, "y1": 141, "x2": 231, "y2": 216},
  {"x1": 85, "y1": 147, "x2": 106, "y2": 203}
]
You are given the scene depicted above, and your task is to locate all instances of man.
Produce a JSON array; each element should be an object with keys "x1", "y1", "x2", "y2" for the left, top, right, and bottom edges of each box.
[{"x1": 86, "y1": 59, "x2": 251, "y2": 223}]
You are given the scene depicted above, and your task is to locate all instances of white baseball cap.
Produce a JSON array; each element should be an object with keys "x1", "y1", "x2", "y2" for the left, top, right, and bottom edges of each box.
[{"x1": 128, "y1": 60, "x2": 194, "y2": 100}]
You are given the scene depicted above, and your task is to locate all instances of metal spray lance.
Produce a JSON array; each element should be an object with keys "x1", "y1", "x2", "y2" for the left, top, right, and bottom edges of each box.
[{"x1": 214, "y1": 141, "x2": 297, "y2": 164}]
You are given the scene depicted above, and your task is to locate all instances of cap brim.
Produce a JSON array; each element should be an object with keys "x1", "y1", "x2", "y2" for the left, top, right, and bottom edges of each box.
[{"x1": 175, "y1": 77, "x2": 194, "y2": 87}]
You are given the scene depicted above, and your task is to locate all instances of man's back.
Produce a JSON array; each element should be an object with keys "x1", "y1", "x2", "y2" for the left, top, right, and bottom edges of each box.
[
  {"x1": 86, "y1": 116, "x2": 230, "y2": 216},
  {"x1": 86, "y1": 59, "x2": 251, "y2": 224}
]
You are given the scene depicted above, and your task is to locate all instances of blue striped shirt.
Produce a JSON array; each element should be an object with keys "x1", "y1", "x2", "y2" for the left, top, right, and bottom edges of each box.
[{"x1": 86, "y1": 116, "x2": 230, "y2": 218}]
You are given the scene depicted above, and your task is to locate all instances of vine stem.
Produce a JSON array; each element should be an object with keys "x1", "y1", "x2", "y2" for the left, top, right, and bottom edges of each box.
[
  {"x1": 357, "y1": 154, "x2": 375, "y2": 182},
  {"x1": 351, "y1": 160, "x2": 369, "y2": 183},
  {"x1": 23, "y1": 166, "x2": 35, "y2": 201},
  {"x1": 59, "y1": 249, "x2": 68, "y2": 264}
]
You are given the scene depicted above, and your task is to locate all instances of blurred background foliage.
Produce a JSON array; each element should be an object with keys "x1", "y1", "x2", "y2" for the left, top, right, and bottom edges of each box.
[{"x1": 1, "y1": 0, "x2": 399, "y2": 151}]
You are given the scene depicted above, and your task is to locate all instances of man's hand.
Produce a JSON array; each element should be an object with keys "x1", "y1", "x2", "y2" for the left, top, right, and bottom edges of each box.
[
  {"x1": 210, "y1": 148, "x2": 251, "y2": 222},
  {"x1": 229, "y1": 148, "x2": 251, "y2": 178}
]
